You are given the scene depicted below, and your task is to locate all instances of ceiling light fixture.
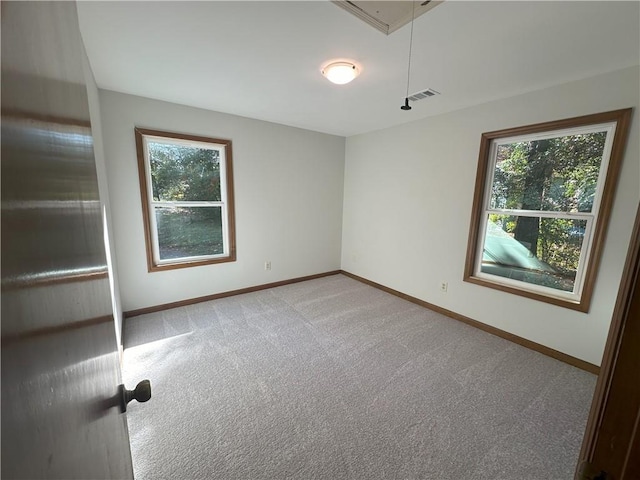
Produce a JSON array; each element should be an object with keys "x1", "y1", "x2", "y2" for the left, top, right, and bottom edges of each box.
[
  {"x1": 401, "y1": 2, "x2": 417, "y2": 111},
  {"x1": 321, "y1": 61, "x2": 360, "y2": 85}
]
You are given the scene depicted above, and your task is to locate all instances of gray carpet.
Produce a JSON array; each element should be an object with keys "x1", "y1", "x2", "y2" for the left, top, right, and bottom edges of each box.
[{"x1": 122, "y1": 274, "x2": 596, "y2": 479}]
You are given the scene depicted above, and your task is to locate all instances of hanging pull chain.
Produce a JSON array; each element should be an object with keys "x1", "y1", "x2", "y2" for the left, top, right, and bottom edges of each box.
[{"x1": 401, "y1": 2, "x2": 416, "y2": 111}]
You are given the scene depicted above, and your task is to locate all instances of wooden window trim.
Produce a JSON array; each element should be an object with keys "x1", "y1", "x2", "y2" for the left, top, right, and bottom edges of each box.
[
  {"x1": 463, "y1": 108, "x2": 633, "y2": 312},
  {"x1": 134, "y1": 127, "x2": 236, "y2": 272}
]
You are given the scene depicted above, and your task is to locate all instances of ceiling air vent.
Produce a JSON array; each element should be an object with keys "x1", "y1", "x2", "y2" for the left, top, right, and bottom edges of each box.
[{"x1": 407, "y1": 88, "x2": 440, "y2": 102}]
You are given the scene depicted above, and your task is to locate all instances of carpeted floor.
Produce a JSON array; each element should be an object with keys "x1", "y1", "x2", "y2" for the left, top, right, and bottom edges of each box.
[{"x1": 122, "y1": 274, "x2": 596, "y2": 479}]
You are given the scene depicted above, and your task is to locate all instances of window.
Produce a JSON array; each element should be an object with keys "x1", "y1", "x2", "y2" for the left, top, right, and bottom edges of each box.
[
  {"x1": 135, "y1": 128, "x2": 236, "y2": 271},
  {"x1": 464, "y1": 109, "x2": 632, "y2": 311}
]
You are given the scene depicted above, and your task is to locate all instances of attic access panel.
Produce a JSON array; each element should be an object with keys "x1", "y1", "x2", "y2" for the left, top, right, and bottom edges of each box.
[{"x1": 333, "y1": 1, "x2": 443, "y2": 35}]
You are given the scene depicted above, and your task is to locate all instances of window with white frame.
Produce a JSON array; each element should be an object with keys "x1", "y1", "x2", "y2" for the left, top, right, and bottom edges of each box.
[
  {"x1": 135, "y1": 128, "x2": 236, "y2": 271},
  {"x1": 464, "y1": 109, "x2": 632, "y2": 311}
]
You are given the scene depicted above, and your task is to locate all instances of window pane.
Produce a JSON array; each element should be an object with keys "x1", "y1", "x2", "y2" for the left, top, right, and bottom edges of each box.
[
  {"x1": 155, "y1": 206, "x2": 223, "y2": 260},
  {"x1": 490, "y1": 132, "x2": 607, "y2": 213},
  {"x1": 481, "y1": 214, "x2": 587, "y2": 292},
  {"x1": 148, "y1": 142, "x2": 221, "y2": 201}
]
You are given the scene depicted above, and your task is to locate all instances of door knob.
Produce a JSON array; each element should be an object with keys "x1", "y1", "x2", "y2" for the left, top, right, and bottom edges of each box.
[{"x1": 119, "y1": 380, "x2": 151, "y2": 413}]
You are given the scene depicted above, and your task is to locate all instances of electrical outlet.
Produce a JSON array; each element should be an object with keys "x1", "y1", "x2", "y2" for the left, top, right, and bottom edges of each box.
[
  {"x1": 264, "y1": 261, "x2": 271, "y2": 271},
  {"x1": 440, "y1": 281, "x2": 448, "y2": 293}
]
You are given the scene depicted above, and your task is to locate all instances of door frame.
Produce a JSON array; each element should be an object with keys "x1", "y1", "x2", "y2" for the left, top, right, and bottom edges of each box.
[{"x1": 577, "y1": 202, "x2": 640, "y2": 478}]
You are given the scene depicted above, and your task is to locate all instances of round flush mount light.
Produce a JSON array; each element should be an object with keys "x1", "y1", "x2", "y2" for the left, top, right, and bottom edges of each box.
[{"x1": 321, "y1": 61, "x2": 360, "y2": 85}]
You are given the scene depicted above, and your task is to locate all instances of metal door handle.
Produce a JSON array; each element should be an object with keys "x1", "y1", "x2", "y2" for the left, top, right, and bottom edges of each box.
[{"x1": 119, "y1": 380, "x2": 151, "y2": 412}]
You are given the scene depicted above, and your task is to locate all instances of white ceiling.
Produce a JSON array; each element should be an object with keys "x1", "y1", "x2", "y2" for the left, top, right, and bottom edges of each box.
[{"x1": 77, "y1": 1, "x2": 640, "y2": 137}]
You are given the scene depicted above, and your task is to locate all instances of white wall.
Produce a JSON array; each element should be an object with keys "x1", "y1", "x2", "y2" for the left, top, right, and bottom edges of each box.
[
  {"x1": 100, "y1": 91, "x2": 345, "y2": 312},
  {"x1": 342, "y1": 66, "x2": 640, "y2": 366},
  {"x1": 82, "y1": 47, "x2": 125, "y2": 346}
]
